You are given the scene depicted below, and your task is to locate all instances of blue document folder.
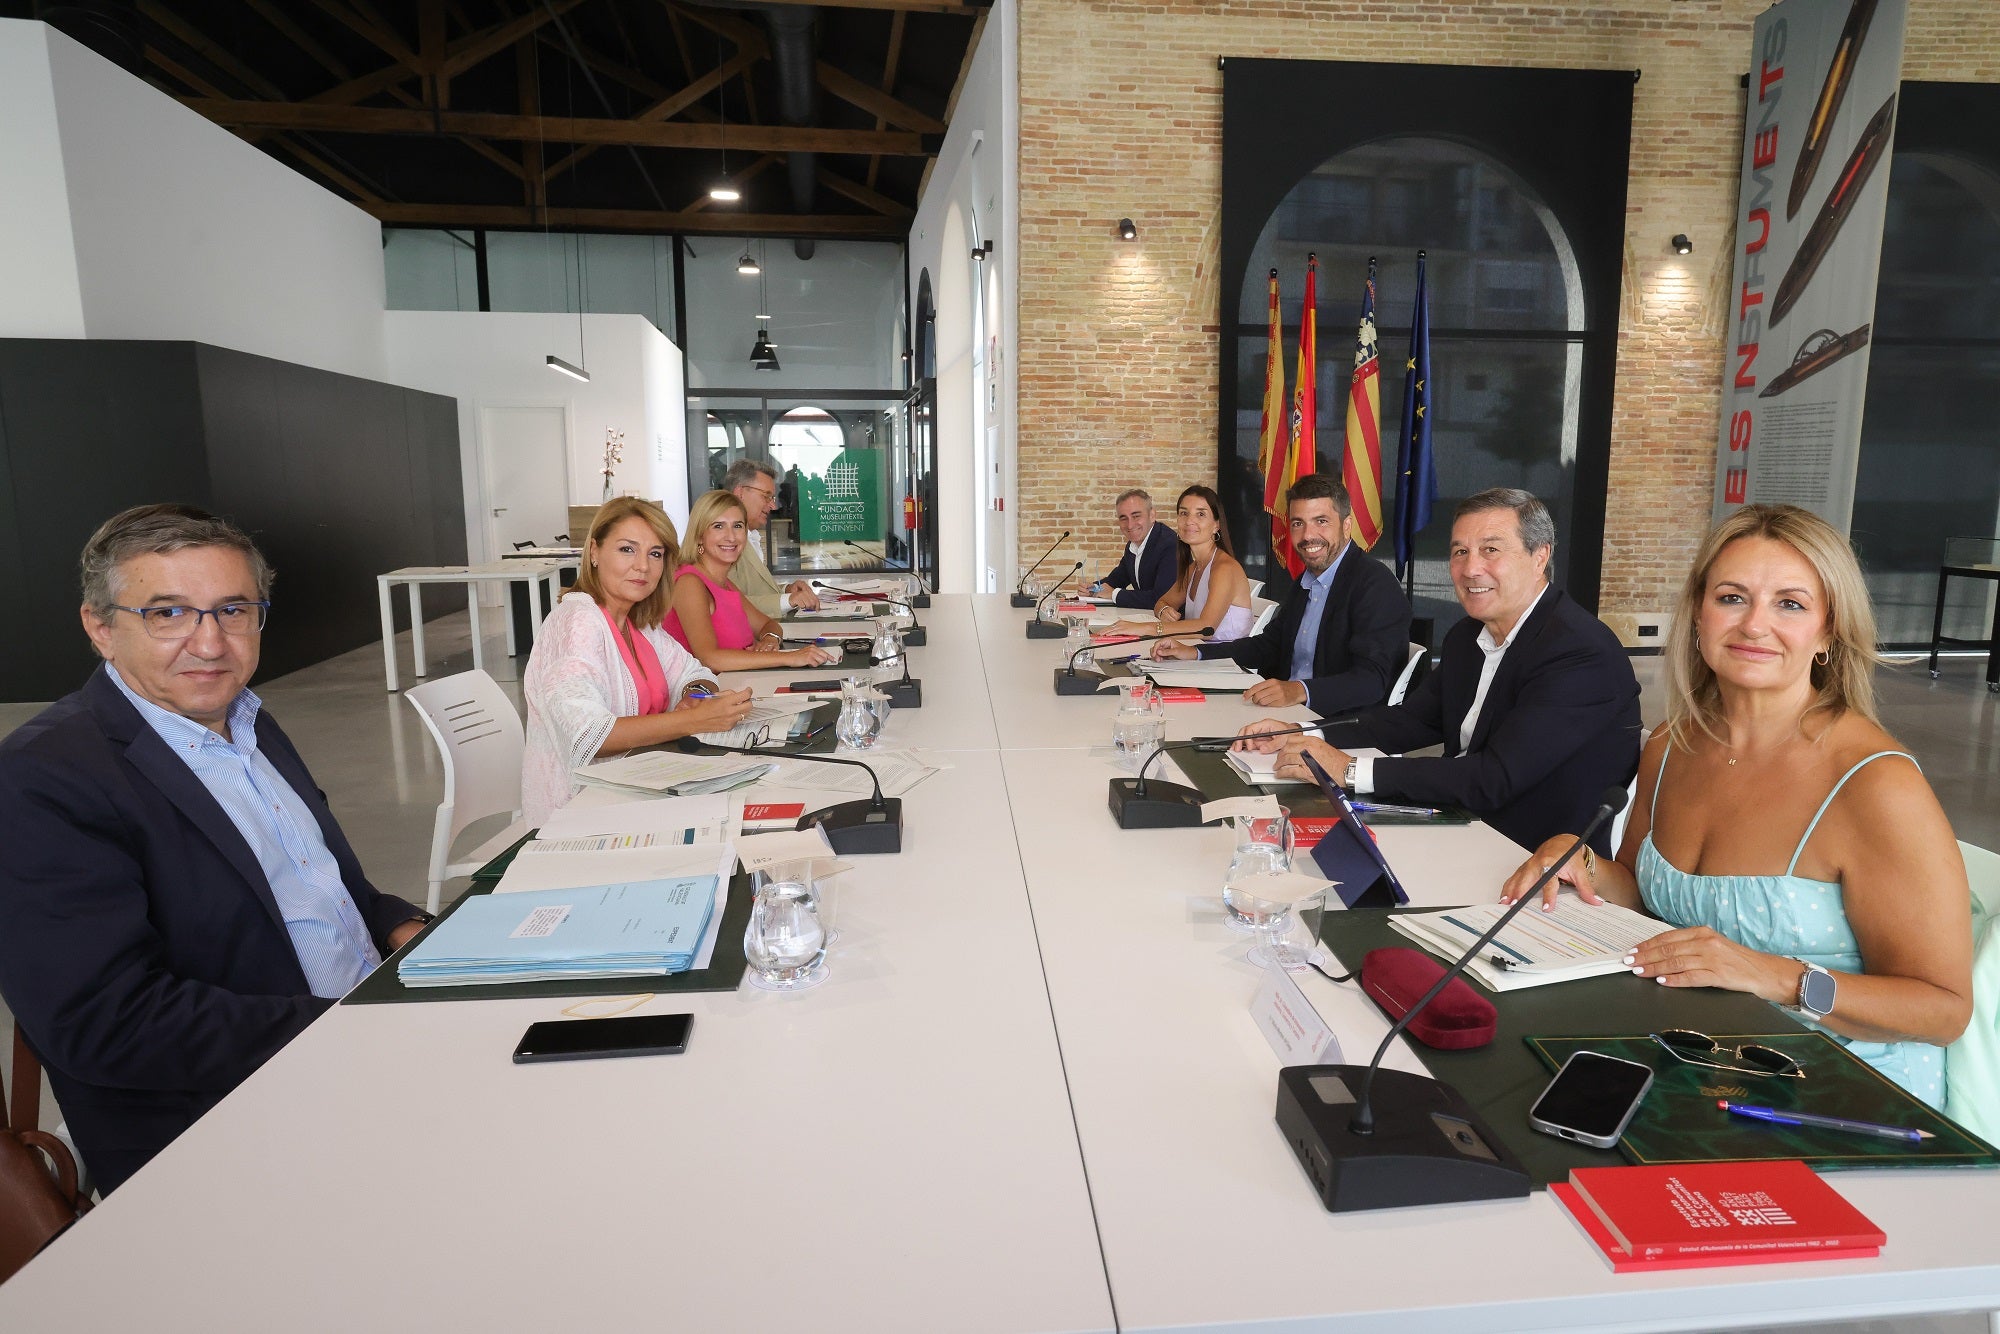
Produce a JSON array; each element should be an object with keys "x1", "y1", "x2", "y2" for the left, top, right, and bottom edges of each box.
[{"x1": 397, "y1": 876, "x2": 720, "y2": 987}]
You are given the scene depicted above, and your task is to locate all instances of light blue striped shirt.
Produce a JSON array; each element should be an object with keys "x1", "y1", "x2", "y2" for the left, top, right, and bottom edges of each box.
[
  {"x1": 107, "y1": 666, "x2": 382, "y2": 998},
  {"x1": 1288, "y1": 543, "x2": 1350, "y2": 683}
]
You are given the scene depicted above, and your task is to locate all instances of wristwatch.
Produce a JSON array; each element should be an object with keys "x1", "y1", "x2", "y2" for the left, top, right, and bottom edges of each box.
[
  {"x1": 1342, "y1": 760, "x2": 1357, "y2": 789},
  {"x1": 1790, "y1": 958, "x2": 1837, "y2": 1018}
]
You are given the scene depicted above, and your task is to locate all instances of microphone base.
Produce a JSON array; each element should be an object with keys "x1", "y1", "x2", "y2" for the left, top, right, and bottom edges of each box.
[
  {"x1": 1009, "y1": 593, "x2": 1036, "y2": 608},
  {"x1": 878, "y1": 676, "x2": 923, "y2": 709},
  {"x1": 1025, "y1": 619, "x2": 1067, "y2": 639},
  {"x1": 1108, "y1": 778, "x2": 1212, "y2": 828},
  {"x1": 1053, "y1": 667, "x2": 1112, "y2": 696},
  {"x1": 797, "y1": 798, "x2": 903, "y2": 855},
  {"x1": 908, "y1": 593, "x2": 930, "y2": 608},
  {"x1": 1275, "y1": 1065, "x2": 1530, "y2": 1213},
  {"x1": 900, "y1": 624, "x2": 927, "y2": 647}
]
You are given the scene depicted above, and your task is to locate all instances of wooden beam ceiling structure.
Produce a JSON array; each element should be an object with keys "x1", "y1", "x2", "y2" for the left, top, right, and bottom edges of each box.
[{"x1": 121, "y1": 0, "x2": 980, "y2": 238}]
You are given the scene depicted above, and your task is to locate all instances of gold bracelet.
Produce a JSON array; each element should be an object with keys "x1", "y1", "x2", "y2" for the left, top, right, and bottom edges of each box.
[{"x1": 1579, "y1": 845, "x2": 1598, "y2": 881}]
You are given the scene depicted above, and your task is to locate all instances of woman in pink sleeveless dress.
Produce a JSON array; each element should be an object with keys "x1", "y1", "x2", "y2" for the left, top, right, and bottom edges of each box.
[{"x1": 665, "y1": 490, "x2": 842, "y2": 672}]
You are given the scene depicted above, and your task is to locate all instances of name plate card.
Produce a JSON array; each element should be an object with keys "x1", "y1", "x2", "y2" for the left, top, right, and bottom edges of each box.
[{"x1": 1250, "y1": 965, "x2": 1342, "y2": 1067}]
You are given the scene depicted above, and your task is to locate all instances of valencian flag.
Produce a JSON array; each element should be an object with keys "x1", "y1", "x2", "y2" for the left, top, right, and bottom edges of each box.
[
  {"x1": 1393, "y1": 250, "x2": 1438, "y2": 581},
  {"x1": 1341, "y1": 258, "x2": 1385, "y2": 550},
  {"x1": 1256, "y1": 269, "x2": 1290, "y2": 571},
  {"x1": 1278, "y1": 255, "x2": 1320, "y2": 578}
]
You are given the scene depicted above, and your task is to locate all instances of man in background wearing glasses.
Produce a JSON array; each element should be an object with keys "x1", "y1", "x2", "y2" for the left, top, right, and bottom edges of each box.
[
  {"x1": 0, "y1": 504, "x2": 428, "y2": 1194},
  {"x1": 724, "y1": 458, "x2": 820, "y2": 617}
]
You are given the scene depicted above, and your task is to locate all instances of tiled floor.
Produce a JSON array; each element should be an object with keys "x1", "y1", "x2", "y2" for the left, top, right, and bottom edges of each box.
[{"x1": 3, "y1": 622, "x2": 1997, "y2": 1330}]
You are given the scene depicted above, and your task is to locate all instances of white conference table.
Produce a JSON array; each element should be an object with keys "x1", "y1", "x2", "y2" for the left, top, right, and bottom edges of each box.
[
  {"x1": 376, "y1": 561, "x2": 572, "y2": 692},
  {"x1": 5, "y1": 594, "x2": 1997, "y2": 1332}
]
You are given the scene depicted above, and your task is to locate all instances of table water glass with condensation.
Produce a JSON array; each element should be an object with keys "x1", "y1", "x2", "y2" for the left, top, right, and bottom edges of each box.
[
  {"x1": 744, "y1": 871, "x2": 828, "y2": 992},
  {"x1": 835, "y1": 683, "x2": 890, "y2": 750},
  {"x1": 1063, "y1": 613, "x2": 1093, "y2": 660},
  {"x1": 1112, "y1": 681, "x2": 1167, "y2": 772},
  {"x1": 1222, "y1": 808, "x2": 1295, "y2": 935}
]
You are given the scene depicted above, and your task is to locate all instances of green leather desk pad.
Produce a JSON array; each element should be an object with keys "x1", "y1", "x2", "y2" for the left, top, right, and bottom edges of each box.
[
  {"x1": 347, "y1": 857, "x2": 752, "y2": 1005},
  {"x1": 1175, "y1": 747, "x2": 1472, "y2": 825},
  {"x1": 1317, "y1": 906, "x2": 1813, "y2": 1187},
  {"x1": 1527, "y1": 1033, "x2": 1998, "y2": 1170}
]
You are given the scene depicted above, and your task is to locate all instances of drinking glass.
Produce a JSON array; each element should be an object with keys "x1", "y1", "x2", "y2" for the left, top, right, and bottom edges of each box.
[
  {"x1": 1062, "y1": 613, "x2": 1092, "y2": 658},
  {"x1": 1222, "y1": 808, "x2": 1295, "y2": 936},
  {"x1": 836, "y1": 685, "x2": 890, "y2": 750},
  {"x1": 1246, "y1": 882, "x2": 1326, "y2": 971},
  {"x1": 1111, "y1": 681, "x2": 1167, "y2": 772},
  {"x1": 744, "y1": 871, "x2": 828, "y2": 991}
]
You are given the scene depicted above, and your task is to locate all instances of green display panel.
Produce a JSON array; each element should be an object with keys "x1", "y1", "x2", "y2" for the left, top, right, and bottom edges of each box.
[{"x1": 797, "y1": 449, "x2": 882, "y2": 542}]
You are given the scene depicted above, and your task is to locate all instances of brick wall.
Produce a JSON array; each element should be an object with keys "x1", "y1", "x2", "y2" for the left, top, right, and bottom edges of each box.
[{"x1": 1016, "y1": 0, "x2": 1999, "y2": 617}]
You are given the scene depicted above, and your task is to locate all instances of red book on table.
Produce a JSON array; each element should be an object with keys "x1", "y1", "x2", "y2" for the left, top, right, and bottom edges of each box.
[
  {"x1": 1149, "y1": 686, "x2": 1205, "y2": 703},
  {"x1": 1566, "y1": 1160, "x2": 1884, "y2": 1261},
  {"x1": 1550, "y1": 1183, "x2": 1879, "y2": 1273}
]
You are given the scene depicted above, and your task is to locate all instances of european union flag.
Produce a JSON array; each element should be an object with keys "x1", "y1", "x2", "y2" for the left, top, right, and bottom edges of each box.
[{"x1": 1392, "y1": 252, "x2": 1438, "y2": 582}]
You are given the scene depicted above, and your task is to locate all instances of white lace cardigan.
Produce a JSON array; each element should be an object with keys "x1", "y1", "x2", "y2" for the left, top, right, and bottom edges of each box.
[{"x1": 521, "y1": 592, "x2": 716, "y2": 825}]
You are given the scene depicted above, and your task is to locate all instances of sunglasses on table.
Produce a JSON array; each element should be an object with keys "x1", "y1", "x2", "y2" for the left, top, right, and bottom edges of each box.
[{"x1": 1650, "y1": 1029, "x2": 1807, "y2": 1079}]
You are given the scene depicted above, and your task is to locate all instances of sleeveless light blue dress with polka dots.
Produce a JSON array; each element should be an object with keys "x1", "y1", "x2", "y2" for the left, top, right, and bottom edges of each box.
[{"x1": 1636, "y1": 744, "x2": 1945, "y2": 1107}]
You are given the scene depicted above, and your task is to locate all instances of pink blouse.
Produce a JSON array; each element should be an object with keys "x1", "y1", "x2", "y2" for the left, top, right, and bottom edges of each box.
[
  {"x1": 601, "y1": 605, "x2": 670, "y2": 715},
  {"x1": 663, "y1": 564, "x2": 757, "y2": 652}
]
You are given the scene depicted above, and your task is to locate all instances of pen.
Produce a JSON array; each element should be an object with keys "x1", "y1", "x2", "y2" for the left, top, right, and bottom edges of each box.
[
  {"x1": 1718, "y1": 1100, "x2": 1933, "y2": 1142},
  {"x1": 1353, "y1": 801, "x2": 1442, "y2": 817}
]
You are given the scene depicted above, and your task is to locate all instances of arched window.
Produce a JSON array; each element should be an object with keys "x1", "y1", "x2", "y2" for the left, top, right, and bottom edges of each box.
[{"x1": 1234, "y1": 136, "x2": 1588, "y2": 610}]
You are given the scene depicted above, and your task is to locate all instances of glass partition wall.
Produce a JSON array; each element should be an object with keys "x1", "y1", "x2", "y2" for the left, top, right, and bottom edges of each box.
[{"x1": 680, "y1": 237, "x2": 919, "y2": 584}]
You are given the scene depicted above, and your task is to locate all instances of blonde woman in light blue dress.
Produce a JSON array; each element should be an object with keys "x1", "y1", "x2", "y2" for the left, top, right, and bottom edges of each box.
[{"x1": 1499, "y1": 504, "x2": 1972, "y2": 1105}]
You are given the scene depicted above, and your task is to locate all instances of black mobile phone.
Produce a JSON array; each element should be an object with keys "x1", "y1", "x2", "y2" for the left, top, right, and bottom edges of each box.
[
  {"x1": 1527, "y1": 1050, "x2": 1655, "y2": 1148},
  {"x1": 512, "y1": 1013, "x2": 693, "y2": 1064}
]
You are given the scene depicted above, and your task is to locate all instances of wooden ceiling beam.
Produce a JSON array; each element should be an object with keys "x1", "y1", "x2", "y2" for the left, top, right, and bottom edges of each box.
[
  {"x1": 418, "y1": 0, "x2": 448, "y2": 107},
  {"x1": 866, "y1": 9, "x2": 906, "y2": 189},
  {"x1": 370, "y1": 201, "x2": 904, "y2": 238},
  {"x1": 743, "y1": 0, "x2": 987, "y2": 12},
  {"x1": 684, "y1": 154, "x2": 779, "y2": 212},
  {"x1": 816, "y1": 58, "x2": 942, "y2": 134},
  {"x1": 178, "y1": 98, "x2": 934, "y2": 156},
  {"x1": 241, "y1": 0, "x2": 352, "y2": 80},
  {"x1": 541, "y1": 45, "x2": 764, "y2": 186},
  {"x1": 439, "y1": 0, "x2": 589, "y2": 82},
  {"x1": 305, "y1": 0, "x2": 420, "y2": 72},
  {"x1": 815, "y1": 165, "x2": 913, "y2": 219}
]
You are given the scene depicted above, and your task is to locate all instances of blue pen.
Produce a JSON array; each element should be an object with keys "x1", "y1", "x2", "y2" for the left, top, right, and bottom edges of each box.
[
  {"x1": 1718, "y1": 1100, "x2": 1933, "y2": 1143},
  {"x1": 1353, "y1": 800, "x2": 1443, "y2": 818}
]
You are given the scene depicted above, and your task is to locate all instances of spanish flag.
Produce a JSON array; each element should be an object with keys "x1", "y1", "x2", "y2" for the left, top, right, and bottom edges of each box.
[
  {"x1": 1341, "y1": 258, "x2": 1384, "y2": 550},
  {"x1": 1256, "y1": 269, "x2": 1289, "y2": 571},
  {"x1": 1279, "y1": 255, "x2": 1320, "y2": 578}
]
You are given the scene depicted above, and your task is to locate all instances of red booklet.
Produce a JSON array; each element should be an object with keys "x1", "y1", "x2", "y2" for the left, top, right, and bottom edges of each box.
[
  {"x1": 1150, "y1": 686, "x2": 1205, "y2": 703},
  {"x1": 741, "y1": 802, "x2": 805, "y2": 822},
  {"x1": 1566, "y1": 1160, "x2": 1884, "y2": 1260},
  {"x1": 1551, "y1": 1184, "x2": 1879, "y2": 1273},
  {"x1": 1291, "y1": 816, "x2": 1337, "y2": 849}
]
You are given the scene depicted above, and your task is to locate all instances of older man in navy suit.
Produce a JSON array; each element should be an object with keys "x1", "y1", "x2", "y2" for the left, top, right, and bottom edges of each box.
[
  {"x1": 1239, "y1": 488, "x2": 1641, "y2": 855},
  {"x1": 0, "y1": 505, "x2": 428, "y2": 1193}
]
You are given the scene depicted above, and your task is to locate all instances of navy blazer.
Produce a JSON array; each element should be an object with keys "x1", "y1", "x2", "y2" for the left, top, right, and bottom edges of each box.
[
  {"x1": 1322, "y1": 588, "x2": 1641, "y2": 855},
  {"x1": 1096, "y1": 521, "x2": 1178, "y2": 609},
  {"x1": 1204, "y1": 550, "x2": 1412, "y2": 716},
  {"x1": 0, "y1": 668, "x2": 422, "y2": 1193}
]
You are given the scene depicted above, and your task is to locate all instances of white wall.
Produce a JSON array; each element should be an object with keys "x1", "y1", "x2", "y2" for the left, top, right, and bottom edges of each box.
[
  {"x1": 681, "y1": 239, "x2": 903, "y2": 391},
  {"x1": 383, "y1": 311, "x2": 690, "y2": 574},
  {"x1": 908, "y1": 2, "x2": 1018, "y2": 594},
  {"x1": 0, "y1": 20, "x2": 388, "y2": 380},
  {"x1": 0, "y1": 24, "x2": 85, "y2": 337}
]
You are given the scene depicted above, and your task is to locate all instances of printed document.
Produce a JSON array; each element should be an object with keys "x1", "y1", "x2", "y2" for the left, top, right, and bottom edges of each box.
[{"x1": 1387, "y1": 896, "x2": 1662, "y2": 992}]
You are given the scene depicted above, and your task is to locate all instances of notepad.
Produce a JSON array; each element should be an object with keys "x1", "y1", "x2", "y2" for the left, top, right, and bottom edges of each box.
[
  {"x1": 397, "y1": 877, "x2": 720, "y2": 986},
  {"x1": 1387, "y1": 896, "x2": 1662, "y2": 992}
]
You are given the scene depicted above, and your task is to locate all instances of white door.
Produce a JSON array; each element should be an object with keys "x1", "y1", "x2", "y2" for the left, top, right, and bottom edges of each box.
[{"x1": 481, "y1": 406, "x2": 570, "y2": 563}]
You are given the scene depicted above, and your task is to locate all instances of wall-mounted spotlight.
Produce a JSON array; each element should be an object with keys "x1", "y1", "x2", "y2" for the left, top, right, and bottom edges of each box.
[
  {"x1": 1117, "y1": 218, "x2": 1138, "y2": 241},
  {"x1": 971, "y1": 239, "x2": 994, "y2": 260},
  {"x1": 1671, "y1": 233, "x2": 1693, "y2": 255},
  {"x1": 737, "y1": 249, "x2": 761, "y2": 275}
]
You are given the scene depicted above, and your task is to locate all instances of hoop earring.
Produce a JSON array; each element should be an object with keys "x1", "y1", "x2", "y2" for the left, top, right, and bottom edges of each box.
[
  {"x1": 1814, "y1": 648, "x2": 1831, "y2": 666},
  {"x1": 1692, "y1": 630, "x2": 1700, "y2": 651}
]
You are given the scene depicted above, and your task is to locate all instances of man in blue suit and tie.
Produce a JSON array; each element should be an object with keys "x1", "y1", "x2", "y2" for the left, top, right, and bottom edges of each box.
[{"x1": 0, "y1": 505, "x2": 429, "y2": 1193}]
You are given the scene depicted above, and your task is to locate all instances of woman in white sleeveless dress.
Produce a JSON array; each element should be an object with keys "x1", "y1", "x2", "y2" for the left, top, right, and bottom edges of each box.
[{"x1": 1109, "y1": 485, "x2": 1255, "y2": 643}]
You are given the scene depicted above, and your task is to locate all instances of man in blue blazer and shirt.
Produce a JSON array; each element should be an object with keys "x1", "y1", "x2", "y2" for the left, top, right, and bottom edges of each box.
[
  {"x1": 1155, "y1": 473, "x2": 1411, "y2": 715},
  {"x1": 1240, "y1": 488, "x2": 1641, "y2": 855},
  {"x1": 0, "y1": 505, "x2": 428, "y2": 1193},
  {"x1": 1084, "y1": 488, "x2": 1177, "y2": 610}
]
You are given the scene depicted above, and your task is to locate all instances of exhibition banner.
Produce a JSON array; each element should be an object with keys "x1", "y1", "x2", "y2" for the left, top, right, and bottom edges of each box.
[
  {"x1": 797, "y1": 450, "x2": 883, "y2": 543},
  {"x1": 1714, "y1": 0, "x2": 1906, "y2": 533}
]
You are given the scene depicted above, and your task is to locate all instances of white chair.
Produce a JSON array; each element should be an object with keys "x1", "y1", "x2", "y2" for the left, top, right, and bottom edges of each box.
[
  {"x1": 1946, "y1": 840, "x2": 2000, "y2": 1142},
  {"x1": 1386, "y1": 641, "x2": 1426, "y2": 706},
  {"x1": 1247, "y1": 596, "x2": 1279, "y2": 637},
  {"x1": 1608, "y1": 727, "x2": 1650, "y2": 856},
  {"x1": 1246, "y1": 579, "x2": 1264, "y2": 600},
  {"x1": 404, "y1": 670, "x2": 530, "y2": 913}
]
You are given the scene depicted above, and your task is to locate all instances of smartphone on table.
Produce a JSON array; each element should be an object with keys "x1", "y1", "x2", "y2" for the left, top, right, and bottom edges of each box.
[
  {"x1": 1527, "y1": 1050, "x2": 1654, "y2": 1148},
  {"x1": 512, "y1": 1013, "x2": 693, "y2": 1064}
]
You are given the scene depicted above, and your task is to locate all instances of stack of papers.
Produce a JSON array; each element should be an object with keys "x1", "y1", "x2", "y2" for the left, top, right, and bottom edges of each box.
[
  {"x1": 1138, "y1": 658, "x2": 1265, "y2": 691},
  {"x1": 695, "y1": 695, "x2": 822, "y2": 748},
  {"x1": 397, "y1": 878, "x2": 719, "y2": 986},
  {"x1": 1387, "y1": 897, "x2": 1663, "y2": 992},
  {"x1": 576, "y1": 751, "x2": 777, "y2": 797},
  {"x1": 1225, "y1": 748, "x2": 1306, "y2": 786},
  {"x1": 769, "y1": 749, "x2": 939, "y2": 797}
]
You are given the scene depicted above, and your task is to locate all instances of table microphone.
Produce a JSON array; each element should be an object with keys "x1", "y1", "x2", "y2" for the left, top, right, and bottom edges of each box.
[
  {"x1": 1055, "y1": 627, "x2": 1212, "y2": 695},
  {"x1": 838, "y1": 540, "x2": 930, "y2": 604},
  {"x1": 811, "y1": 581, "x2": 926, "y2": 647},
  {"x1": 1275, "y1": 779, "x2": 1628, "y2": 1213},
  {"x1": 1105, "y1": 719, "x2": 1316, "y2": 828},
  {"x1": 700, "y1": 742, "x2": 903, "y2": 855},
  {"x1": 1012, "y1": 530, "x2": 1070, "y2": 607},
  {"x1": 1026, "y1": 563, "x2": 1084, "y2": 639}
]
